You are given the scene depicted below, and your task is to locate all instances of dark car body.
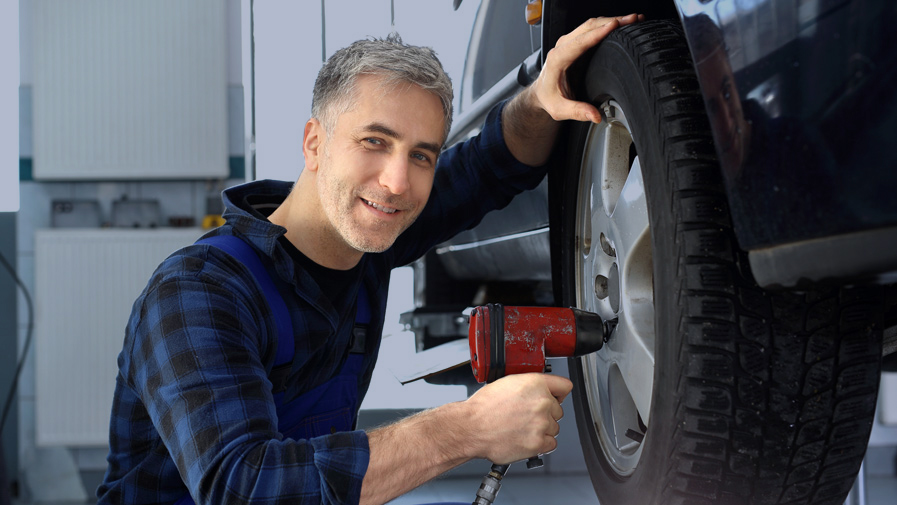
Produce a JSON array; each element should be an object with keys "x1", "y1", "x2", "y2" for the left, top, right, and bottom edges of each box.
[
  {"x1": 422, "y1": 0, "x2": 897, "y2": 306},
  {"x1": 677, "y1": 0, "x2": 897, "y2": 288}
]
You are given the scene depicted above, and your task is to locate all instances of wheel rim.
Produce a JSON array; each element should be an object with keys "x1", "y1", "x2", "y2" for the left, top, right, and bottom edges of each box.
[{"x1": 575, "y1": 100, "x2": 655, "y2": 476}]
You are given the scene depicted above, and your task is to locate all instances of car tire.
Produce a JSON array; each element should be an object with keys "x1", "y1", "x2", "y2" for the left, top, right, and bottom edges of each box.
[{"x1": 553, "y1": 20, "x2": 886, "y2": 505}]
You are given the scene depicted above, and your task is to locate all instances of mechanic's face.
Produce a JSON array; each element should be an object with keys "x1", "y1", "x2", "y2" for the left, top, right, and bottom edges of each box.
[{"x1": 306, "y1": 74, "x2": 444, "y2": 255}]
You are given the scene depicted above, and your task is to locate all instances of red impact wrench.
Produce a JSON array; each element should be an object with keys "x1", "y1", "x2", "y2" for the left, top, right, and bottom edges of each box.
[{"x1": 467, "y1": 304, "x2": 615, "y2": 505}]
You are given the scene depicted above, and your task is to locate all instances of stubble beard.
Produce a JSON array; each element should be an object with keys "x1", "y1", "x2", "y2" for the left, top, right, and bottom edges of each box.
[{"x1": 317, "y1": 155, "x2": 416, "y2": 255}]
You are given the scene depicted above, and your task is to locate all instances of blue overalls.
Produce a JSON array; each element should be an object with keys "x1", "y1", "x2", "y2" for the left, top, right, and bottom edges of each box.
[
  {"x1": 174, "y1": 235, "x2": 367, "y2": 505},
  {"x1": 177, "y1": 235, "x2": 467, "y2": 505}
]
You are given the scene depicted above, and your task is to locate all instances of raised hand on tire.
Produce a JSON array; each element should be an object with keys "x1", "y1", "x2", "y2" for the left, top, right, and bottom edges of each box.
[{"x1": 532, "y1": 13, "x2": 646, "y2": 124}]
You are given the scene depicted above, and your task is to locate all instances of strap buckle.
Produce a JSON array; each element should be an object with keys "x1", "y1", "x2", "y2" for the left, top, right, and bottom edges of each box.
[{"x1": 350, "y1": 324, "x2": 367, "y2": 354}]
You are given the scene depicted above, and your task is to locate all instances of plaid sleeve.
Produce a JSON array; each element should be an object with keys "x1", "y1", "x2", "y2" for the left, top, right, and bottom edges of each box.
[
  {"x1": 388, "y1": 99, "x2": 550, "y2": 267},
  {"x1": 119, "y1": 249, "x2": 369, "y2": 505}
]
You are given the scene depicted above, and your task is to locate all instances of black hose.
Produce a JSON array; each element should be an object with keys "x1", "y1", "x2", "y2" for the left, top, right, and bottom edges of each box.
[
  {"x1": 0, "y1": 250, "x2": 33, "y2": 437},
  {"x1": 0, "y1": 438, "x2": 9, "y2": 505},
  {"x1": 0, "y1": 250, "x2": 31, "y2": 504}
]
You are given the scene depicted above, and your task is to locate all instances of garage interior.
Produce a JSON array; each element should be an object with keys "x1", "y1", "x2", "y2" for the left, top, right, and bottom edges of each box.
[{"x1": 2, "y1": 1, "x2": 895, "y2": 504}]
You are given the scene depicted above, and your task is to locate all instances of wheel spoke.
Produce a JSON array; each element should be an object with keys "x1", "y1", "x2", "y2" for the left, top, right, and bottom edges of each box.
[
  {"x1": 579, "y1": 164, "x2": 599, "y2": 308},
  {"x1": 600, "y1": 123, "x2": 633, "y2": 216},
  {"x1": 581, "y1": 243, "x2": 600, "y2": 312},
  {"x1": 609, "y1": 157, "x2": 649, "y2": 261},
  {"x1": 577, "y1": 127, "x2": 618, "y2": 318},
  {"x1": 585, "y1": 353, "x2": 617, "y2": 444},
  {"x1": 610, "y1": 320, "x2": 655, "y2": 424}
]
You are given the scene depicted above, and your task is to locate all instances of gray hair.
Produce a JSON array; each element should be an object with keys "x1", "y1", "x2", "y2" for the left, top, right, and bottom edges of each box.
[{"x1": 311, "y1": 33, "x2": 454, "y2": 143}]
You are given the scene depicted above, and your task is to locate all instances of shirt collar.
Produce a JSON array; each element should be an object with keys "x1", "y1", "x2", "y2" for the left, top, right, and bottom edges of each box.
[
  {"x1": 221, "y1": 179, "x2": 300, "y2": 287},
  {"x1": 220, "y1": 179, "x2": 360, "y2": 327}
]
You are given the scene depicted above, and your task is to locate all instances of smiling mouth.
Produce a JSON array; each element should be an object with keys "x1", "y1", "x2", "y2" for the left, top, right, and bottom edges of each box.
[{"x1": 362, "y1": 198, "x2": 399, "y2": 215}]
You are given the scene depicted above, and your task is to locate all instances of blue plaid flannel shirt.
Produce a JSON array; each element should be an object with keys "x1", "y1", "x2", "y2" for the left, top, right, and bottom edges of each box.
[{"x1": 97, "y1": 100, "x2": 549, "y2": 505}]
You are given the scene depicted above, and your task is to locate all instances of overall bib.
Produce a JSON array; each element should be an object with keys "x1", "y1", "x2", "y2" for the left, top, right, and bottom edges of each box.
[{"x1": 174, "y1": 235, "x2": 368, "y2": 505}]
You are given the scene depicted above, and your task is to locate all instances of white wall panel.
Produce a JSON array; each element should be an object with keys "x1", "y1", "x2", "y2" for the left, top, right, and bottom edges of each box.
[
  {"x1": 881, "y1": 372, "x2": 897, "y2": 427},
  {"x1": 1, "y1": 0, "x2": 18, "y2": 211},
  {"x1": 252, "y1": 0, "x2": 322, "y2": 182},
  {"x1": 32, "y1": 0, "x2": 228, "y2": 180}
]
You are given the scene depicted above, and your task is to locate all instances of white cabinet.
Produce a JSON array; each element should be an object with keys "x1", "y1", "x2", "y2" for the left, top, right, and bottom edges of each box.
[
  {"x1": 32, "y1": 1, "x2": 228, "y2": 180},
  {"x1": 34, "y1": 228, "x2": 203, "y2": 446}
]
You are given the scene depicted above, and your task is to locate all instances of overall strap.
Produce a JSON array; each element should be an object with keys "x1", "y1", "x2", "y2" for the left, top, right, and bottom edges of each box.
[
  {"x1": 350, "y1": 284, "x2": 371, "y2": 354},
  {"x1": 355, "y1": 284, "x2": 371, "y2": 324},
  {"x1": 196, "y1": 235, "x2": 295, "y2": 368},
  {"x1": 197, "y1": 234, "x2": 372, "y2": 394}
]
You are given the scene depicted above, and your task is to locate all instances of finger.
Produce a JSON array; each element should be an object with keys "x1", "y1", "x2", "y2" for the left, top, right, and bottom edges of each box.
[
  {"x1": 547, "y1": 393, "x2": 564, "y2": 416},
  {"x1": 550, "y1": 19, "x2": 621, "y2": 68},
  {"x1": 548, "y1": 403, "x2": 564, "y2": 422},
  {"x1": 544, "y1": 375, "x2": 574, "y2": 401},
  {"x1": 545, "y1": 100, "x2": 601, "y2": 124},
  {"x1": 558, "y1": 15, "x2": 620, "y2": 42},
  {"x1": 547, "y1": 18, "x2": 620, "y2": 71},
  {"x1": 548, "y1": 416, "x2": 561, "y2": 438},
  {"x1": 552, "y1": 14, "x2": 643, "y2": 66},
  {"x1": 550, "y1": 401, "x2": 564, "y2": 422},
  {"x1": 554, "y1": 388, "x2": 573, "y2": 404},
  {"x1": 615, "y1": 13, "x2": 644, "y2": 27}
]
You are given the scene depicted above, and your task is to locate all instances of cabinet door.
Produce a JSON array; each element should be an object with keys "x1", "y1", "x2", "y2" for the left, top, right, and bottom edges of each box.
[{"x1": 32, "y1": 1, "x2": 227, "y2": 180}]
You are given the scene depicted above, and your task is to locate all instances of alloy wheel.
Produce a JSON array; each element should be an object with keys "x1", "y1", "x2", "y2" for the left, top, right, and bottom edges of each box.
[{"x1": 574, "y1": 100, "x2": 655, "y2": 476}]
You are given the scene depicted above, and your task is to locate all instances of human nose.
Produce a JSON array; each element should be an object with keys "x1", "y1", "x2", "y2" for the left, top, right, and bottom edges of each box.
[{"x1": 378, "y1": 154, "x2": 411, "y2": 195}]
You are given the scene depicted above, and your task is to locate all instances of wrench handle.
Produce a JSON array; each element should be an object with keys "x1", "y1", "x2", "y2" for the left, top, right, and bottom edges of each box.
[{"x1": 526, "y1": 455, "x2": 544, "y2": 469}]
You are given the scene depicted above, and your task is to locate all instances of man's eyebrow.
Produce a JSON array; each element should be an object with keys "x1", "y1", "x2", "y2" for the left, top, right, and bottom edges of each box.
[
  {"x1": 416, "y1": 140, "x2": 444, "y2": 156},
  {"x1": 361, "y1": 122, "x2": 443, "y2": 156}
]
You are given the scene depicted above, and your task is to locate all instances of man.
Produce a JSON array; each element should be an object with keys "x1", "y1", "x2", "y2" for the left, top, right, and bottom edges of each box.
[{"x1": 98, "y1": 14, "x2": 644, "y2": 505}]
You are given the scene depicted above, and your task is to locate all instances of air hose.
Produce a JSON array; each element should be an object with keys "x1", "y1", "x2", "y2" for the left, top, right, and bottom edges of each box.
[{"x1": 472, "y1": 463, "x2": 509, "y2": 505}]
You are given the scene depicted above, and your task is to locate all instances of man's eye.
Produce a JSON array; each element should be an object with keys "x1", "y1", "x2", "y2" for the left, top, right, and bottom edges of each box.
[
  {"x1": 411, "y1": 152, "x2": 431, "y2": 163},
  {"x1": 364, "y1": 138, "x2": 383, "y2": 146}
]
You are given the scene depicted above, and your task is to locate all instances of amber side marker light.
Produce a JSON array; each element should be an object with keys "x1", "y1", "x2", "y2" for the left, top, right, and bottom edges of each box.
[{"x1": 525, "y1": 0, "x2": 542, "y2": 25}]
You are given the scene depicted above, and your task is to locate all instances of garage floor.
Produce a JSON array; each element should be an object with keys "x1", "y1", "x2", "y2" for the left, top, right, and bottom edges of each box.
[
  {"x1": 8, "y1": 473, "x2": 897, "y2": 505},
  {"x1": 388, "y1": 473, "x2": 598, "y2": 505},
  {"x1": 384, "y1": 473, "x2": 897, "y2": 505}
]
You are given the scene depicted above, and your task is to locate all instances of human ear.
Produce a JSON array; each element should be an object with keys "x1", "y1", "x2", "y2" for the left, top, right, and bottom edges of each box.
[{"x1": 303, "y1": 118, "x2": 324, "y2": 172}]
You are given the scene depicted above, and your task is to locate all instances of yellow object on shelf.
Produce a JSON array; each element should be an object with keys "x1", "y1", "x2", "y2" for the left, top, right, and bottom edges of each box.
[{"x1": 202, "y1": 214, "x2": 226, "y2": 230}]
